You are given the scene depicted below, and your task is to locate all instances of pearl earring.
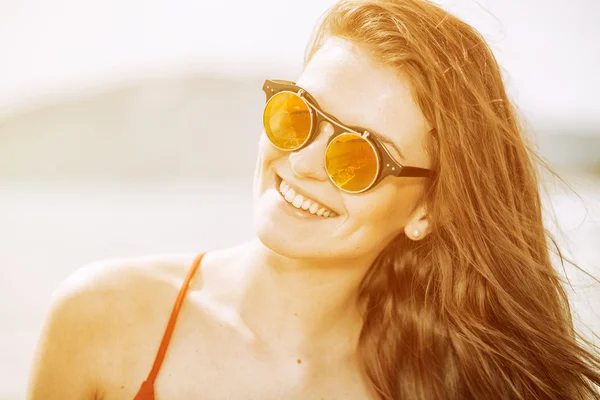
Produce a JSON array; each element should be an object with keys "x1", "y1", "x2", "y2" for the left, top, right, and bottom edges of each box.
[{"x1": 412, "y1": 229, "x2": 421, "y2": 238}]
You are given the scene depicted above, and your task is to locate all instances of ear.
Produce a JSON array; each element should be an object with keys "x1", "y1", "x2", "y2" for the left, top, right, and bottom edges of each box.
[{"x1": 404, "y1": 205, "x2": 430, "y2": 241}]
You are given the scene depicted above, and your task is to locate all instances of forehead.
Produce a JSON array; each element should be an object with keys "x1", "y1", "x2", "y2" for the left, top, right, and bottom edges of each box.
[{"x1": 296, "y1": 37, "x2": 430, "y2": 166}]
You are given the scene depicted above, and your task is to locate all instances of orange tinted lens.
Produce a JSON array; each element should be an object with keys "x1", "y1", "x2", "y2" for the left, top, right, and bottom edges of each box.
[
  {"x1": 325, "y1": 133, "x2": 379, "y2": 192},
  {"x1": 263, "y1": 92, "x2": 312, "y2": 150}
]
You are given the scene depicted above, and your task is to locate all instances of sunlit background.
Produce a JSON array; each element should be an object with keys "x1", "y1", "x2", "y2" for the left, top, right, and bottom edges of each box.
[{"x1": 1, "y1": 0, "x2": 599, "y2": 398}]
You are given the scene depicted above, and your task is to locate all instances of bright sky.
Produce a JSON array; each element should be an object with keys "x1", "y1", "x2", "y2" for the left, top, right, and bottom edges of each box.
[{"x1": 0, "y1": 0, "x2": 598, "y2": 129}]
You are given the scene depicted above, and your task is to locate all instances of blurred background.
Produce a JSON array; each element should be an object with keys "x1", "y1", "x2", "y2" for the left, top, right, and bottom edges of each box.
[{"x1": 0, "y1": 0, "x2": 599, "y2": 398}]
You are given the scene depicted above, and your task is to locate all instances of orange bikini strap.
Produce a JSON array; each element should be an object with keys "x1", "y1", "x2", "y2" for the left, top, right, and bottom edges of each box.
[{"x1": 145, "y1": 252, "x2": 205, "y2": 384}]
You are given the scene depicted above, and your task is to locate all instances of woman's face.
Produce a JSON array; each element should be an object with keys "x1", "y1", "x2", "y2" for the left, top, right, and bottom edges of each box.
[{"x1": 253, "y1": 37, "x2": 431, "y2": 261}]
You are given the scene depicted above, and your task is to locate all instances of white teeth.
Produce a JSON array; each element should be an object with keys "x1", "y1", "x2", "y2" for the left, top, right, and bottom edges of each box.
[
  {"x1": 292, "y1": 195, "x2": 304, "y2": 208},
  {"x1": 284, "y1": 188, "x2": 296, "y2": 202},
  {"x1": 278, "y1": 178, "x2": 336, "y2": 218},
  {"x1": 301, "y1": 199, "x2": 311, "y2": 210}
]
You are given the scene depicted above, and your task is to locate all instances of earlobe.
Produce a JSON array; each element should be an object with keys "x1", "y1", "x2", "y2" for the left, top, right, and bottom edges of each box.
[{"x1": 404, "y1": 206, "x2": 430, "y2": 241}]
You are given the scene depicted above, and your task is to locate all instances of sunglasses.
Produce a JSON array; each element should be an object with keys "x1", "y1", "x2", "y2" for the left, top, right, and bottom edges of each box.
[{"x1": 262, "y1": 79, "x2": 433, "y2": 194}]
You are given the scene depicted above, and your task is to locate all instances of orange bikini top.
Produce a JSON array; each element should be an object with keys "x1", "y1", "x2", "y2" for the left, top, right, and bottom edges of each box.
[{"x1": 133, "y1": 252, "x2": 205, "y2": 400}]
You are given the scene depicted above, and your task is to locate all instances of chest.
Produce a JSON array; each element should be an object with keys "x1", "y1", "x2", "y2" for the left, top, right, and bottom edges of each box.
[
  {"x1": 154, "y1": 351, "x2": 372, "y2": 400},
  {"x1": 98, "y1": 305, "x2": 375, "y2": 400}
]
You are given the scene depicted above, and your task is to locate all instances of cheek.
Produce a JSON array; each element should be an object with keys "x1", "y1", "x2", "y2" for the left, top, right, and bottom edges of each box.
[
  {"x1": 258, "y1": 133, "x2": 283, "y2": 165},
  {"x1": 352, "y1": 196, "x2": 403, "y2": 230},
  {"x1": 344, "y1": 183, "x2": 421, "y2": 234},
  {"x1": 254, "y1": 133, "x2": 288, "y2": 196}
]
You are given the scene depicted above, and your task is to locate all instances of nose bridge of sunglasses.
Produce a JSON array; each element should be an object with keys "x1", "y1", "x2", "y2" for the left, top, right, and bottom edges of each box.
[{"x1": 292, "y1": 121, "x2": 334, "y2": 155}]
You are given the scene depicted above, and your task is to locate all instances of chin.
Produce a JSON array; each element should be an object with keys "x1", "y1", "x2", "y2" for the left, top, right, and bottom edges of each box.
[
  {"x1": 252, "y1": 209, "x2": 331, "y2": 260},
  {"x1": 252, "y1": 204, "x2": 354, "y2": 261},
  {"x1": 251, "y1": 168, "x2": 349, "y2": 258},
  {"x1": 251, "y1": 163, "x2": 388, "y2": 261}
]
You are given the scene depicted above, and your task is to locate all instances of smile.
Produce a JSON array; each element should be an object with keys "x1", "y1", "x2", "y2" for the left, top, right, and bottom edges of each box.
[{"x1": 277, "y1": 177, "x2": 338, "y2": 218}]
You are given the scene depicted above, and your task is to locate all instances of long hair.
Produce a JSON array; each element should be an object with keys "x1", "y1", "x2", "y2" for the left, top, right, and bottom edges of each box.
[{"x1": 305, "y1": 1, "x2": 600, "y2": 398}]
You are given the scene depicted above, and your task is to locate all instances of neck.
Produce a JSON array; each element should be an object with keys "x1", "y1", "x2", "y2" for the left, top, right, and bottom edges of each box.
[{"x1": 226, "y1": 239, "x2": 376, "y2": 360}]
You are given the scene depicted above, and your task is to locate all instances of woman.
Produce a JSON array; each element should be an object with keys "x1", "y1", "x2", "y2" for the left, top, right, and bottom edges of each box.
[{"x1": 28, "y1": 0, "x2": 600, "y2": 399}]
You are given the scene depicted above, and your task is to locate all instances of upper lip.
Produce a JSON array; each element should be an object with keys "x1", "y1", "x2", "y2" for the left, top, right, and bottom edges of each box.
[{"x1": 277, "y1": 175, "x2": 339, "y2": 214}]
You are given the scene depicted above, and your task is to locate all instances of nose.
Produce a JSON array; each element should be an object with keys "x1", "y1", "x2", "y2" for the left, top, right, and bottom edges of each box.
[{"x1": 288, "y1": 121, "x2": 334, "y2": 181}]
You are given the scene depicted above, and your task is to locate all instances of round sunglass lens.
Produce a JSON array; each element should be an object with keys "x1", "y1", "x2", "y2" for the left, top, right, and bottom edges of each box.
[
  {"x1": 325, "y1": 133, "x2": 379, "y2": 193},
  {"x1": 263, "y1": 92, "x2": 312, "y2": 150}
]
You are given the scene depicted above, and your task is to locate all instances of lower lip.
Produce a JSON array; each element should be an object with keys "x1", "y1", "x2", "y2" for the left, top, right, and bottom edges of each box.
[{"x1": 274, "y1": 178, "x2": 336, "y2": 220}]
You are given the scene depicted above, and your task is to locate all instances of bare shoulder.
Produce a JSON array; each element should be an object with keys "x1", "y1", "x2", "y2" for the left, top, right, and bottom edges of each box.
[
  {"x1": 27, "y1": 252, "x2": 202, "y2": 400},
  {"x1": 88, "y1": 249, "x2": 229, "y2": 286},
  {"x1": 54, "y1": 252, "x2": 206, "y2": 344},
  {"x1": 58, "y1": 252, "x2": 199, "y2": 296},
  {"x1": 47, "y1": 254, "x2": 196, "y2": 324}
]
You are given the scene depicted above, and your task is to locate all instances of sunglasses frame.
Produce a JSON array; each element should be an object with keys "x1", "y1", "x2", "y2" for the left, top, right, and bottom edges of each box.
[{"x1": 262, "y1": 79, "x2": 432, "y2": 193}]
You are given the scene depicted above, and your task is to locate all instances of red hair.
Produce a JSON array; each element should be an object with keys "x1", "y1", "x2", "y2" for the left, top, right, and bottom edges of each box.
[{"x1": 306, "y1": 1, "x2": 600, "y2": 398}]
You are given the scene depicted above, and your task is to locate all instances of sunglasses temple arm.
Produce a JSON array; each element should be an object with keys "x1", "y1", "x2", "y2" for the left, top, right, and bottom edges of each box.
[{"x1": 397, "y1": 166, "x2": 433, "y2": 178}]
